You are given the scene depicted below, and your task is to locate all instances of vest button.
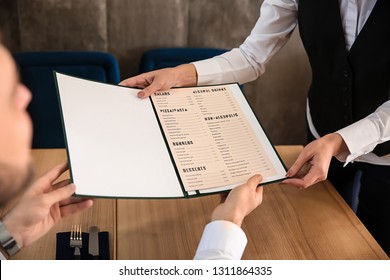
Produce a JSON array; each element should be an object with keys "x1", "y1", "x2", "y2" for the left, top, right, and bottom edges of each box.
[
  {"x1": 343, "y1": 100, "x2": 349, "y2": 106},
  {"x1": 343, "y1": 114, "x2": 349, "y2": 120},
  {"x1": 343, "y1": 70, "x2": 349, "y2": 78},
  {"x1": 341, "y1": 86, "x2": 348, "y2": 92}
]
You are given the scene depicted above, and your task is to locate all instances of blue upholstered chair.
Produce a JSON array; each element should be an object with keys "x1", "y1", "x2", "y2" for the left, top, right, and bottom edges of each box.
[
  {"x1": 139, "y1": 47, "x2": 228, "y2": 72},
  {"x1": 14, "y1": 51, "x2": 120, "y2": 148}
]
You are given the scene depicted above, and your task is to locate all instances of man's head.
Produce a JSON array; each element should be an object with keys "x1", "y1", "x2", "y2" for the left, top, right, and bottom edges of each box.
[{"x1": 0, "y1": 44, "x2": 34, "y2": 206}]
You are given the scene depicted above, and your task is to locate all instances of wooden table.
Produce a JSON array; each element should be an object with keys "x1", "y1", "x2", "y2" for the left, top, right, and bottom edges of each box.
[
  {"x1": 2, "y1": 146, "x2": 388, "y2": 259},
  {"x1": 116, "y1": 146, "x2": 388, "y2": 260}
]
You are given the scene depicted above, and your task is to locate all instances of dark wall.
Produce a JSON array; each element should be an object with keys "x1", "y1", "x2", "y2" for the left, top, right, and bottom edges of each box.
[{"x1": 0, "y1": 0, "x2": 311, "y2": 145}]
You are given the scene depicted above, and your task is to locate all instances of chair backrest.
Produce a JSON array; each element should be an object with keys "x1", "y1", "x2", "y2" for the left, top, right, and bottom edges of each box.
[
  {"x1": 139, "y1": 47, "x2": 228, "y2": 73},
  {"x1": 14, "y1": 51, "x2": 120, "y2": 148}
]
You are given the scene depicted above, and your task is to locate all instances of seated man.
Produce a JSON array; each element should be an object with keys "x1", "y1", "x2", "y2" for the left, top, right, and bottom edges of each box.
[
  {"x1": 0, "y1": 43, "x2": 263, "y2": 260},
  {"x1": 0, "y1": 42, "x2": 94, "y2": 259}
]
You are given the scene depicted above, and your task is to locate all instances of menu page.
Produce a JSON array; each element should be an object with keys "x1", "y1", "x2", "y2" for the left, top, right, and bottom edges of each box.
[{"x1": 151, "y1": 84, "x2": 283, "y2": 192}]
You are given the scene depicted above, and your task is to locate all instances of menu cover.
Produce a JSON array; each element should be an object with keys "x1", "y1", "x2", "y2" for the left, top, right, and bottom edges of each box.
[{"x1": 54, "y1": 72, "x2": 287, "y2": 198}]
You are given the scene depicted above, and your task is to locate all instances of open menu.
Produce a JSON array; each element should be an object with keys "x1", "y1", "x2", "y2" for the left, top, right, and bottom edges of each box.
[{"x1": 55, "y1": 72, "x2": 287, "y2": 198}]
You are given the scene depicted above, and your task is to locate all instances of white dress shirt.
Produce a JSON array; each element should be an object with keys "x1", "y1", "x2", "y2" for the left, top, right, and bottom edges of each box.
[
  {"x1": 194, "y1": 220, "x2": 247, "y2": 260},
  {"x1": 193, "y1": 0, "x2": 390, "y2": 167}
]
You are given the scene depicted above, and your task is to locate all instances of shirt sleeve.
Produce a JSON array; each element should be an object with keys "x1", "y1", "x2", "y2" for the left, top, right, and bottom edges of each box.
[
  {"x1": 193, "y1": 220, "x2": 247, "y2": 260},
  {"x1": 192, "y1": 0, "x2": 298, "y2": 86},
  {"x1": 336, "y1": 101, "x2": 390, "y2": 165}
]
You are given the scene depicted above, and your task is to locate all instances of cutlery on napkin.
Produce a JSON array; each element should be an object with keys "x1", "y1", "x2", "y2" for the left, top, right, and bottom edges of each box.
[{"x1": 88, "y1": 226, "x2": 100, "y2": 260}]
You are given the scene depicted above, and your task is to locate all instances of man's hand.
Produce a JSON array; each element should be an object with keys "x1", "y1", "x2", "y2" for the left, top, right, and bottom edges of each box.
[
  {"x1": 2, "y1": 162, "x2": 93, "y2": 248},
  {"x1": 119, "y1": 64, "x2": 197, "y2": 98},
  {"x1": 211, "y1": 174, "x2": 263, "y2": 227},
  {"x1": 283, "y1": 133, "x2": 349, "y2": 188}
]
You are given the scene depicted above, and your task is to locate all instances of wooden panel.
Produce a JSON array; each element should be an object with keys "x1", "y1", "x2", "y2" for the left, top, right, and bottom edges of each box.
[
  {"x1": 107, "y1": 0, "x2": 189, "y2": 78},
  {"x1": 0, "y1": 0, "x2": 21, "y2": 51},
  {"x1": 188, "y1": 0, "x2": 260, "y2": 48},
  {"x1": 18, "y1": 0, "x2": 108, "y2": 51}
]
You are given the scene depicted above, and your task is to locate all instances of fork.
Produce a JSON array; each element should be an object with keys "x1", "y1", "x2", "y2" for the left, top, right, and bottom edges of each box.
[{"x1": 70, "y1": 225, "x2": 82, "y2": 260}]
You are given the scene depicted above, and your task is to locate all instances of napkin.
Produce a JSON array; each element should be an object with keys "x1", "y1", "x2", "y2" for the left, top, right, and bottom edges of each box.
[{"x1": 56, "y1": 231, "x2": 110, "y2": 260}]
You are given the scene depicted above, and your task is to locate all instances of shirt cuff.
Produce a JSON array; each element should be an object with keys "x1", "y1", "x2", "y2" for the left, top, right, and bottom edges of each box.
[
  {"x1": 192, "y1": 48, "x2": 258, "y2": 86},
  {"x1": 194, "y1": 220, "x2": 247, "y2": 260},
  {"x1": 191, "y1": 58, "x2": 224, "y2": 86},
  {"x1": 336, "y1": 118, "x2": 381, "y2": 165}
]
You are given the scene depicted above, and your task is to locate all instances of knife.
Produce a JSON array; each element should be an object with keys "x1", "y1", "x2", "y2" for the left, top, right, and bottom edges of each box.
[{"x1": 88, "y1": 226, "x2": 99, "y2": 260}]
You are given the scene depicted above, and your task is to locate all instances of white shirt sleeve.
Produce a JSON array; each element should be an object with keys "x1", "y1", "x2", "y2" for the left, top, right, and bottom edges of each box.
[
  {"x1": 336, "y1": 101, "x2": 390, "y2": 165},
  {"x1": 194, "y1": 220, "x2": 247, "y2": 260},
  {"x1": 192, "y1": 0, "x2": 298, "y2": 86}
]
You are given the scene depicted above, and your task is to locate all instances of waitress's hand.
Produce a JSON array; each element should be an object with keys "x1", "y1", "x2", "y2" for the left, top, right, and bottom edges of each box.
[
  {"x1": 119, "y1": 64, "x2": 197, "y2": 99},
  {"x1": 282, "y1": 133, "x2": 348, "y2": 189}
]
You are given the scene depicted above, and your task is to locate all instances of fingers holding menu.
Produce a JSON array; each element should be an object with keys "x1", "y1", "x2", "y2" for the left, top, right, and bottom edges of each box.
[
  {"x1": 211, "y1": 174, "x2": 264, "y2": 227},
  {"x1": 119, "y1": 64, "x2": 198, "y2": 99}
]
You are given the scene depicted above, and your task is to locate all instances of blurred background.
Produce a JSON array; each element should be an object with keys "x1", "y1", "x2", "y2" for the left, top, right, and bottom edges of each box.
[{"x1": 0, "y1": 0, "x2": 311, "y2": 145}]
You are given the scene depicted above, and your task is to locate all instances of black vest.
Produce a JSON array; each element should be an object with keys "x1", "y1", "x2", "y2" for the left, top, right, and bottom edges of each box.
[{"x1": 298, "y1": 0, "x2": 390, "y2": 156}]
